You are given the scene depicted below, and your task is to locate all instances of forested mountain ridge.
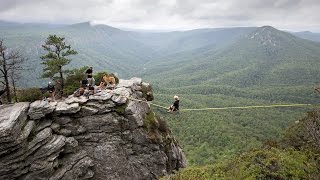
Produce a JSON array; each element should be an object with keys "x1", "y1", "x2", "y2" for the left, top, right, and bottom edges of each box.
[
  {"x1": 0, "y1": 21, "x2": 251, "y2": 87},
  {"x1": 0, "y1": 21, "x2": 158, "y2": 86},
  {"x1": 129, "y1": 27, "x2": 255, "y2": 58},
  {"x1": 2, "y1": 21, "x2": 320, "y2": 171},
  {"x1": 1, "y1": 21, "x2": 319, "y2": 89},
  {"x1": 142, "y1": 25, "x2": 320, "y2": 93},
  {"x1": 215, "y1": 25, "x2": 320, "y2": 87},
  {"x1": 140, "y1": 25, "x2": 320, "y2": 166}
]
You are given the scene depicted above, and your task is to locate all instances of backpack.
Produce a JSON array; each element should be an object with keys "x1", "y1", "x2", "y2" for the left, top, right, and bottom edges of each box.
[{"x1": 48, "y1": 84, "x2": 55, "y2": 91}]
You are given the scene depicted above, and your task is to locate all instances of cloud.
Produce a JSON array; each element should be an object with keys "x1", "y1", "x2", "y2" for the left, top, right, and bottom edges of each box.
[{"x1": 0, "y1": 0, "x2": 319, "y2": 31}]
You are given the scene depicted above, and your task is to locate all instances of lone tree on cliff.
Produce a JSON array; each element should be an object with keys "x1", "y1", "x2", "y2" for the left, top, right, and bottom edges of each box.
[
  {"x1": 0, "y1": 39, "x2": 25, "y2": 103},
  {"x1": 41, "y1": 35, "x2": 77, "y2": 97}
]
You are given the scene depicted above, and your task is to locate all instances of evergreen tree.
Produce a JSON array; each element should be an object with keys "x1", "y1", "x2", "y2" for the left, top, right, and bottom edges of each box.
[
  {"x1": 64, "y1": 66, "x2": 88, "y2": 95},
  {"x1": 40, "y1": 35, "x2": 77, "y2": 97}
]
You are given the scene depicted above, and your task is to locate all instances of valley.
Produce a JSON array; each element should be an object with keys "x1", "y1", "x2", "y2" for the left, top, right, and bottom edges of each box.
[{"x1": 1, "y1": 21, "x2": 320, "y2": 168}]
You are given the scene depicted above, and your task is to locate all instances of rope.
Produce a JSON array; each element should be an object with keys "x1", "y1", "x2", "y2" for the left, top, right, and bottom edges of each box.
[
  {"x1": 126, "y1": 96, "x2": 168, "y2": 109},
  {"x1": 180, "y1": 104, "x2": 312, "y2": 111},
  {"x1": 110, "y1": 91, "x2": 314, "y2": 112},
  {"x1": 149, "y1": 102, "x2": 169, "y2": 109}
]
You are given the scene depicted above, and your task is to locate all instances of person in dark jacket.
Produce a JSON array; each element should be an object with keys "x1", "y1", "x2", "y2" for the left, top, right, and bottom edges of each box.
[
  {"x1": 85, "y1": 66, "x2": 95, "y2": 86},
  {"x1": 47, "y1": 81, "x2": 55, "y2": 102},
  {"x1": 168, "y1": 95, "x2": 179, "y2": 112}
]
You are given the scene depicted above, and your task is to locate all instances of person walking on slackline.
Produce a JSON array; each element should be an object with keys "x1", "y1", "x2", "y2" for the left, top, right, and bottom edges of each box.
[{"x1": 168, "y1": 95, "x2": 179, "y2": 113}]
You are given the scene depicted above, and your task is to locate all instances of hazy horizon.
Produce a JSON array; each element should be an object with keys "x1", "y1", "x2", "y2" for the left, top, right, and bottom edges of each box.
[
  {"x1": 1, "y1": 20, "x2": 319, "y2": 34},
  {"x1": 0, "y1": 0, "x2": 319, "y2": 32}
]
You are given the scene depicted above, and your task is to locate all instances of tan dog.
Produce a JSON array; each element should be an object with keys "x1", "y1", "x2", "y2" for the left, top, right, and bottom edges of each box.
[{"x1": 102, "y1": 75, "x2": 116, "y2": 89}]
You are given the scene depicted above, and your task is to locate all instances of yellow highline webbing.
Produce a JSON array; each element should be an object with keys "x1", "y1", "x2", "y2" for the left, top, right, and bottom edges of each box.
[
  {"x1": 110, "y1": 91, "x2": 169, "y2": 109},
  {"x1": 125, "y1": 96, "x2": 168, "y2": 109},
  {"x1": 112, "y1": 92, "x2": 314, "y2": 111},
  {"x1": 148, "y1": 102, "x2": 169, "y2": 109},
  {"x1": 180, "y1": 104, "x2": 313, "y2": 111}
]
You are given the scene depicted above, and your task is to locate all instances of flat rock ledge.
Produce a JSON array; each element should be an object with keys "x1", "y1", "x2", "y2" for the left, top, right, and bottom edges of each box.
[{"x1": 0, "y1": 77, "x2": 186, "y2": 180}]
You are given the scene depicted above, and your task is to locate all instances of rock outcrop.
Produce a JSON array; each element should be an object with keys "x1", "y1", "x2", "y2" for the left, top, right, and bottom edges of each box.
[{"x1": 0, "y1": 78, "x2": 186, "y2": 180}]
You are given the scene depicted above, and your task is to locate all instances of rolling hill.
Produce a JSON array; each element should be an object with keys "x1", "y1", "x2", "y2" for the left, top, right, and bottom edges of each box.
[
  {"x1": 130, "y1": 27, "x2": 255, "y2": 58},
  {"x1": 293, "y1": 31, "x2": 320, "y2": 42},
  {"x1": 143, "y1": 26, "x2": 320, "y2": 87},
  {"x1": 1, "y1": 21, "x2": 319, "y2": 90},
  {"x1": 0, "y1": 21, "x2": 254, "y2": 87},
  {"x1": 141, "y1": 26, "x2": 320, "y2": 103},
  {"x1": 0, "y1": 21, "x2": 157, "y2": 86}
]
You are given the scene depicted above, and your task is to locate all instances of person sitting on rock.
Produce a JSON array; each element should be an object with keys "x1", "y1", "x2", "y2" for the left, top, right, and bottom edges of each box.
[
  {"x1": 83, "y1": 88, "x2": 90, "y2": 99},
  {"x1": 74, "y1": 79, "x2": 95, "y2": 97},
  {"x1": 85, "y1": 66, "x2": 95, "y2": 87},
  {"x1": 73, "y1": 87, "x2": 85, "y2": 97},
  {"x1": 47, "y1": 81, "x2": 55, "y2": 102},
  {"x1": 81, "y1": 79, "x2": 88, "y2": 88},
  {"x1": 168, "y1": 95, "x2": 179, "y2": 113},
  {"x1": 88, "y1": 85, "x2": 95, "y2": 95}
]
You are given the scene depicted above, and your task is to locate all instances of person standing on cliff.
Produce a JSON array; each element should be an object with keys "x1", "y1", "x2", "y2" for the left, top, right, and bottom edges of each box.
[{"x1": 85, "y1": 66, "x2": 95, "y2": 87}]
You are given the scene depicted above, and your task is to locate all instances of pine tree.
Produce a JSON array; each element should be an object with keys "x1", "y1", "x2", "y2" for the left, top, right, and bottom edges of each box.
[{"x1": 40, "y1": 35, "x2": 77, "y2": 97}]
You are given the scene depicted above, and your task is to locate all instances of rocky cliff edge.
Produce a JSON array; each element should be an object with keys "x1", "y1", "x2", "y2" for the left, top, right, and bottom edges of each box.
[{"x1": 0, "y1": 77, "x2": 186, "y2": 180}]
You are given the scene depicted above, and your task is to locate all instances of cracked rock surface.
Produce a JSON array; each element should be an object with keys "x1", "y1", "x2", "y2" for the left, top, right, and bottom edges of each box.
[{"x1": 0, "y1": 78, "x2": 186, "y2": 180}]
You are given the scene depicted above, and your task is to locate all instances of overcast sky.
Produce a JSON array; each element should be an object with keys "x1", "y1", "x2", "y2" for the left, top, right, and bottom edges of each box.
[{"x1": 0, "y1": 0, "x2": 319, "y2": 32}]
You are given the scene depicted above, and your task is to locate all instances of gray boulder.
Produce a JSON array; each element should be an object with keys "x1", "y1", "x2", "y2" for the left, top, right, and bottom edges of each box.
[
  {"x1": 141, "y1": 82, "x2": 154, "y2": 101},
  {"x1": 89, "y1": 90, "x2": 113, "y2": 101},
  {"x1": 65, "y1": 96, "x2": 89, "y2": 104},
  {"x1": 0, "y1": 102, "x2": 29, "y2": 143},
  {"x1": 28, "y1": 100, "x2": 57, "y2": 120},
  {"x1": 111, "y1": 87, "x2": 131, "y2": 104},
  {"x1": 55, "y1": 102, "x2": 80, "y2": 114}
]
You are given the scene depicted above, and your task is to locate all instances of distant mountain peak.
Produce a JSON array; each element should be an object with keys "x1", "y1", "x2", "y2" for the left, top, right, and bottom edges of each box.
[
  {"x1": 68, "y1": 21, "x2": 92, "y2": 27},
  {"x1": 260, "y1": 25, "x2": 277, "y2": 30},
  {"x1": 66, "y1": 21, "x2": 122, "y2": 32},
  {"x1": 298, "y1": 30, "x2": 312, "y2": 34},
  {"x1": 0, "y1": 20, "x2": 21, "y2": 27},
  {"x1": 248, "y1": 25, "x2": 283, "y2": 47}
]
